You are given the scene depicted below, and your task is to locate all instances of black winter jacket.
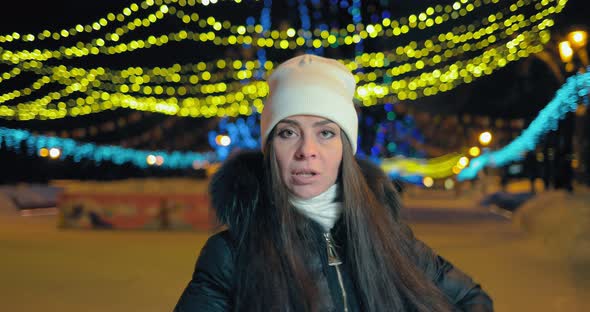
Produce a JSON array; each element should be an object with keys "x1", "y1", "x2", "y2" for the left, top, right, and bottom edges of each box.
[{"x1": 174, "y1": 152, "x2": 493, "y2": 311}]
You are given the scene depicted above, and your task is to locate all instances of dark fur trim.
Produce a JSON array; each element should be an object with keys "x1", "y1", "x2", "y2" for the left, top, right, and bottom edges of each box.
[
  {"x1": 209, "y1": 150, "x2": 400, "y2": 235},
  {"x1": 209, "y1": 150, "x2": 264, "y2": 238}
]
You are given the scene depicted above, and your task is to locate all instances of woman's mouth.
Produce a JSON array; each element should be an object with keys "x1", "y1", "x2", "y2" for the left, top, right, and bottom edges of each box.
[
  {"x1": 291, "y1": 169, "x2": 319, "y2": 184},
  {"x1": 294, "y1": 172, "x2": 316, "y2": 177}
]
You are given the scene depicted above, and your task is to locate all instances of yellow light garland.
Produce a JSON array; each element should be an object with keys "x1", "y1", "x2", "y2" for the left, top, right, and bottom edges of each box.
[
  {"x1": 0, "y1": 0, "x2": 560, "y2": 96},
  {"x1": 0, "y1": 0, "x2": 250, "y2": 43},
  {"x1": 0, "y1": 0, "x2": 568, "y2": 120},
  {"x1": 2, "y1": 0, "x2": 536, "y2": 64},
  {"x1": 381, "y1": 153, "x2": 465, "y2": 179}
]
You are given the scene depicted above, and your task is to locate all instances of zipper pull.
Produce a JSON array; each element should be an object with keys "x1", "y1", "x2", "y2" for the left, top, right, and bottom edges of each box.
[{"x1": 324, "y1": 233, "x2": 342, "y2": 266}]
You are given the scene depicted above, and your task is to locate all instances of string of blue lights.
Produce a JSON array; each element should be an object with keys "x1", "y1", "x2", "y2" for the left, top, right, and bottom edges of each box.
[
  {"x1": 208, "y1": 114, "x2": 259, "y2": 160},
  {"x1": 0, "y1": 127, "x2": 216, "y2": 169},
  {"x1": 255, "y1": 0, "x2": 272, "y2": 80},
  {"x1": 297, "y1": 0, "x2": 313, "y2": 53},
  {"x1": 457, "y1": 70, "x2": 590, "y2": 181}
]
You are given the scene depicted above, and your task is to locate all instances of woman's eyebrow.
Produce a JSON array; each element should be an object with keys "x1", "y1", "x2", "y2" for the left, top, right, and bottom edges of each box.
[
  {"x1": 313, "y1": 120, "x2": 336, "y2": 127},
  {"x1": 278, "y1": 119, "x2": 335, "y2": 127},
  {"x1": 277, "y1": 119, "x2": 299, "y2": 126}
]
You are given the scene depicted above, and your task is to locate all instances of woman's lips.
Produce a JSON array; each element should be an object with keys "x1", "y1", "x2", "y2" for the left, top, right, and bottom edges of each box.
[{"x1": 290, "y1": 170, "x2": 319, "y2": 185}]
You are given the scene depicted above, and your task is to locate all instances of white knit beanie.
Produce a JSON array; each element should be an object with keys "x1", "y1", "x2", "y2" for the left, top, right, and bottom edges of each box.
[{"x1": 260, "y1": 54, "x2": 359, "y2": 153}]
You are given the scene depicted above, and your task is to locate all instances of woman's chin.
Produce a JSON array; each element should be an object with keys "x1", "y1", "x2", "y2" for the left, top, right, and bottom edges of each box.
[{"x1": 289, "y1": 187, "x2": 323, "y2": 200}]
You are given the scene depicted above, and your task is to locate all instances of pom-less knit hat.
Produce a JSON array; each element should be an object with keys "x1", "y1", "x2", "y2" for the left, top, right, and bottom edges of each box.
[{"x1": 260, "y1": 54, "x2": 358, "y2": 153}]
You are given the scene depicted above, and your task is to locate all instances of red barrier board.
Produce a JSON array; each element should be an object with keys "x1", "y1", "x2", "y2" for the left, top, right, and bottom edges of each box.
[{"x1": 57, "y1": 192, "x2": 215, "y2": 231}]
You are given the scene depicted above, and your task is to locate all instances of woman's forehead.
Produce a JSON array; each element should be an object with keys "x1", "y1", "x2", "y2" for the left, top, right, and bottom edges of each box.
[{"x1": 278, "y1": 115, "x2": 336, "y2": 125}]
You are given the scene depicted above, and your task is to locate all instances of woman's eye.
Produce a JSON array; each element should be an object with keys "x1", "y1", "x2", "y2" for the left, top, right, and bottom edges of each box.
[
  {"x1": 319, "y1": 130, "x2": 335, "y2": 139},
  {"x1": 278, "y1": 129, "x2": 296, "y2": 138}
]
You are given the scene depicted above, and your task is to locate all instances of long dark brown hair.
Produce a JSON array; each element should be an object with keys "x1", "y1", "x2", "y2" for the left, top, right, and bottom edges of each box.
[{"x1": 233, "y1": 130, "x2": 453, "y2": 311}]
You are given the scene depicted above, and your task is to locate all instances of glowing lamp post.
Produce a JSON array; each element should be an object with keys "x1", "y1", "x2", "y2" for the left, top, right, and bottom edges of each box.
[
  {"x1": 556, "y1": 28, "x2": 588, "y2": 190},
  {"x1": 558, "y1": 41, "x2": 574, "y2": 67},
  {"x1": 558, "y1": 29, "x2": 588, "y2": 70},
  {"x1": 215, "y1": 134, "x2": 231, "y2": 147},
  {"x1": 478, "y1": 131, "x2": 492, "y2": 147},
  {"x1": 569, "y1": 30, "x2": 588, "y2": 48}
]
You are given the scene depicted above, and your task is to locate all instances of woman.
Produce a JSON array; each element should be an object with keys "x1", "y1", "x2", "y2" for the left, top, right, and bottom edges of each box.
[{"x1": 174, "y1": 54, "x2": 493, "y2": 311}]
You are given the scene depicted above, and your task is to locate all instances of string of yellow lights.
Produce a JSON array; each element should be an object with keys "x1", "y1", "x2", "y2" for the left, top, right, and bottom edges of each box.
[
  {"x1": 0, "y1": 9, "x2": 558, "y2": 111},
  {"x1": 0, "y1": 0, "x2": 568, "y2": 120},
  {"x1": 0, "y1": 0, "x2": 250, "y2": 43},
  {"x1": 1, "y1": 0, "x2": 537, "y2": 65},
  {"x1": 0, "y1": 22, "x2": 551, "y2": 121},
  {"x1": 0, "y1": 0, "x2": 561, "y2": 98},
  {"x1": 381, "y1": 153, "x2": 467, "y2": 179}
]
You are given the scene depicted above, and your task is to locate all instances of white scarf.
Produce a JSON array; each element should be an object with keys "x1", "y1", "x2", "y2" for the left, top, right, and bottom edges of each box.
[{"x1": 289, "y1": 184, "x2": 343, "y2": 232}]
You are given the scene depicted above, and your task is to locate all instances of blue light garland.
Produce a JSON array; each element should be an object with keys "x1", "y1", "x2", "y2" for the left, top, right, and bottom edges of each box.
[
  {"x1": 208, "y1": 114, "x2": 260, "y2": 161},
  {"x1": 350, "y1": 0, "x2": 363, "y2": 56},
  {"x1": 255, "y1": 0, "x2": 273, "y2": 79},
  {"x1": 298, "y1": 0, "x2": 313, "y2": 53},
  {"x1": 359, "y1": 103, "x2": 426, "y2": 160},
  {"x1": 458, "y1": 70, "x2": 590, "y2": 181},
  {"x1": 0, "y1": 127, "x2": 216, "y2": 169},
  {"x1": 310, "y1": 0, "x2": 325, "y2": 55}
]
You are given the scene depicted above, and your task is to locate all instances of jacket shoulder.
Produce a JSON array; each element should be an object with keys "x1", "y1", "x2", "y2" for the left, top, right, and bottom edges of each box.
[
  {"x1": 194, "y1": 230, "x2": 236, "y2": 279},
  {"x1": 174, "y1": 230, "x2": 236, "y2": 311}
]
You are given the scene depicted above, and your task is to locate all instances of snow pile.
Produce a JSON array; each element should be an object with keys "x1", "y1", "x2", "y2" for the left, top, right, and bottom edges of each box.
[
  {"x1": 0, "y1": 187, "x2": 18, "y2": 216},
  {"x1": 514, "y1": 187, "x2": 590, "y2": 263}
]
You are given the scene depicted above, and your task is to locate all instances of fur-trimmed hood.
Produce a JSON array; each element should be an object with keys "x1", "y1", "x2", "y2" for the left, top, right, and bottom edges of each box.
[{"x1": 208, "y1": 150, "x2": 401, "y2": 237}]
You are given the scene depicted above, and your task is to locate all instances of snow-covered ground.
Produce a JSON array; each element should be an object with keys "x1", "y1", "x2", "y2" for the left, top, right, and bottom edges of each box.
[
  {"x1": 514, "y1": 187, "x2": 590, "y2": 263},
  {"x1": 404, "y1": 178, "x2": 590, "y2": 257},
  {"x1": 0, "y1": 178, "x2": 588, "y2": 311}
]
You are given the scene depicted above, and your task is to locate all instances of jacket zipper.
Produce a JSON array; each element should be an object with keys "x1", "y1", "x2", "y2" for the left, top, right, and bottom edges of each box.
[{"x1": 324, "y1": 232, "x2": 349, "y2": 312}]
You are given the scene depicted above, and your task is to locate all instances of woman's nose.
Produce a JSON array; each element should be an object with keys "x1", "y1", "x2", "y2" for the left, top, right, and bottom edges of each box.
[{"x1": 295, "y1": 136, "x2": 318, "y2": 159}]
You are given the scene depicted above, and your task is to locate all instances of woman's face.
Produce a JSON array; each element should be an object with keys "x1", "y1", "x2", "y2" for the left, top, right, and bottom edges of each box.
[{"x1": 272, "y1": 115, "x2": 343, "y2": 199}]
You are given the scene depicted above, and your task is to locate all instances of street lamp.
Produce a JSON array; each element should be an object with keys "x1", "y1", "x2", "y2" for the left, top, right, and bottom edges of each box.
[
  {"x1": 568, "y1": 30, "x2": 588, "y2": 49},
  {"x1": 558, "y1": 41, "x2": 574, "y2": 68},
  {"x1": 556, "y1": 27, "x2": 588, "y2": 190},
  {"x1": 478, "y1": 131, "x2": 492, "y2": 146},
  {"x1": 559, "y1": 29, "x2": 589, "y2": 73},
  {"x1": 567, "y1": 29, "x2": 590, "y2": 187},
  {"x1": 523, "y1": 27, "x2": 589, "y2": 190}
]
